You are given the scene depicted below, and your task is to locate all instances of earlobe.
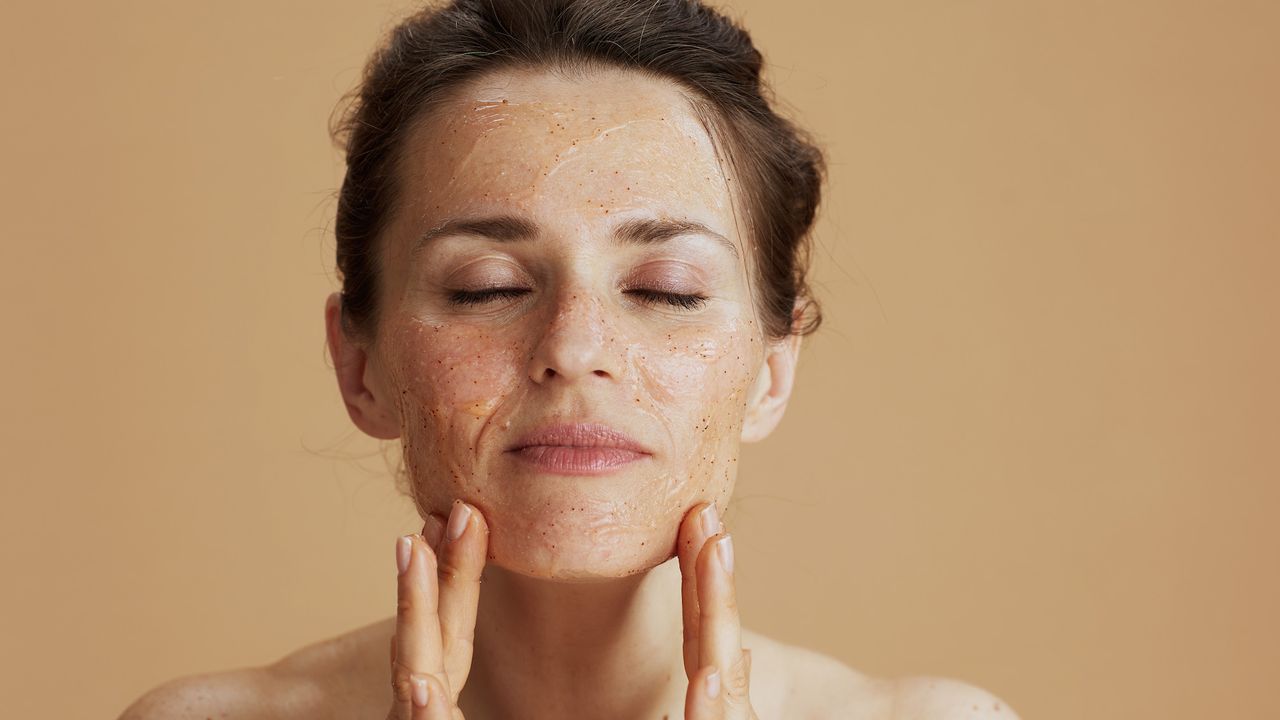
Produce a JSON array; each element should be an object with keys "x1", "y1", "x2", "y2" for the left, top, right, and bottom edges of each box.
[{"x1": 324, "y1": 292, "x2": 400, "y2": 440}]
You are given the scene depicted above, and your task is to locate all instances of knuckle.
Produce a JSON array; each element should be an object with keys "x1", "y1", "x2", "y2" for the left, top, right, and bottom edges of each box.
[
  {"x1": 445, "y1": 631, "x2": 476, "y2": 656},
  {"x1": 443, "y1": 656, "x2": 472, "y2": 688},
  {"x1": 396, "y1": 596, "x2": 414, "y2": 614},
  {"x1": 389, "y1": 667, "x2": 414, "y2": 703},
  {"x1": 436, "y1": 556, "x2": 470, "y2": 583},
  {"x1": 727, "y1": 671, "x2": 751, "y2": 702},
  {"x1": 727, "y1": 654, "x2": 752, "y2": 699},
  {"x1": 436, "y1": 547, "x2": 482, "y2": 584}
]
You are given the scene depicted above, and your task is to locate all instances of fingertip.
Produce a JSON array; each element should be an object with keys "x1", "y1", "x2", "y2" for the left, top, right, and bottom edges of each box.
[
  {"x1": 397, "y1": 534, "x2": 413, "y2": 575},
  {"x1": 410, "y1": 674, "x2": 430, "y2": 708},
  {"x1": 468, "y1": 501, "x2": 490, "y2": 534},
  {"x1": 679, "y1": 502, "x2": 716, "y2": 551},
  {"x1": 401, "y1": 534, "x2": 439, "y2": 596},
  {"x1": 422, "y1": 514, "x2": 446, "y2": 550},
  {"x1": 435, "y1": 503, "x2": 488, "y2": 590},
  {"x1": 445, "y1": 500, "x2": 473, "y2": 543},
  {"x1": 716, "y1": 533, "x2": 734, "y2": 575},
  {"x1": 684, "y1": 664, "x2": 723, "y2": 719},
  {"x1": 458, "y1": 502, "x2": 493, "y2": 559},
  {"x1": 421, "y1": 673, "x2": 454, "y2": 720},
  {"x1": 695, "y1": 530, "x2": 729, "y2": 580},
  {"x1": 440, "y1": 501, "x2": 490, "y2": 547},
  {"x1": 699, "y1": 503, "x2": 721, "y2": 537}
]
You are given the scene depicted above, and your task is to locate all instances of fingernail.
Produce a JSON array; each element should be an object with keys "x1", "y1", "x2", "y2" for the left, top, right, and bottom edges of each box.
[
  {"x1": 717, "y1": 534, "x2": 735, "y2": 574},
  {"x1": 447, "y1": 501, "x2": 473, "y2": 542},
  {"x1": 396, "y1": 535, "x2": 412, "y2": 575},
  {"x1": 699, "y1": 503, "x2": 720, "y2": 537},
  {"x1": 411, "y1": 674, "x2": 430, "y2": 707},
  {"x1": 705, "y1": 669, "x2": 721, "y2": 699}
]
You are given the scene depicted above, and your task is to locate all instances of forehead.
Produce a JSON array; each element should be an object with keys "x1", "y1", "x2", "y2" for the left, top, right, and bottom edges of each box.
[{"x1": 394, "y1": 67, "x2": 738, "y2": 241}]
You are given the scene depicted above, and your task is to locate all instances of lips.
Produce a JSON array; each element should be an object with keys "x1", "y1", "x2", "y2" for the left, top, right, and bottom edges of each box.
[
  {"x1": 508, "y1": 423, "x2": 650, "y2": 453},
  {"x1": 506, "y1": 423, "x2": 651, "y2": 475}
]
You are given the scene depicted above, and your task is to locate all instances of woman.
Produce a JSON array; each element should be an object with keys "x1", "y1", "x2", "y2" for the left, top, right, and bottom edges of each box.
[{"x1": 121, "y1": 0, "x2": 1016, "y2": 717}]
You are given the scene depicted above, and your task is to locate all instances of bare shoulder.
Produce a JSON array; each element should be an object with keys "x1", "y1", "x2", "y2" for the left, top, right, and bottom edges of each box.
[
  {"x1": 740, "y1": 629, "x2": 1019, "y2": 720},
  {"x1": 116, "y1": 618, "x2": 392, "y2": 720},
  {"x1": 115, "y1": 665, "x2": 291, "y2": 720},
  {"x1": 888, "y1": 675, "x2": 1021, "y2": 720},
  {"x1": 741, "y1": 627, "x2": 890, "y2": 719}
]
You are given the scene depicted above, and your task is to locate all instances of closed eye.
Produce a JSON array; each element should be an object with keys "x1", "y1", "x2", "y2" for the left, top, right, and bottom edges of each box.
[
  {"x1": 447, "y1": 287, "x2": 530, "y2": 305},
  {"x1": 446, "y1": 287, "x2": 708, "y2": 310},
  {"x1": 625, "y1": 289, "x2": 708, "y2": 310}
]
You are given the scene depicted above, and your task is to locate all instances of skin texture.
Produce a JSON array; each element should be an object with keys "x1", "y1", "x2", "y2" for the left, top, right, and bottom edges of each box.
[
  {"x1": 385, "y1": 500, "x2": 762, "y2": 718},
  {"x1": 331, "y1": 66, "x2": 799, "y2": 718},
  {"x1": 325, "y1": 64, "x2": 798, "y2": 712},
  {"x1": 343, "y1": 66, "x2": 792, "y2": 581},
  {"x1": 114, "y1": 66, "x2": 1021, "y2": 720}
]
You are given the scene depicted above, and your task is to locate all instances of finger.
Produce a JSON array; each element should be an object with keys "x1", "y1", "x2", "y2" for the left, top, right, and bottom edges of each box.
[
  {"x1": 697, "y1": 531, "x2": 748, "y2": 708},
  {"x1": 740, "y1": 648, "x2": 756, "y2": 718},
  {"x1": 422, "y1": 513, "x2": 446, "y2": 552},
  {"x1": 394, "y1": 534, "x2": 447, "y2": 697},
  {"x1": 683, "y1": 664, "x2": 724, "y2": 720},
  {"x1": 435, "y1": 500, "x2": 489, "y2": 690},
  {"x1": 407, "y1": 672, "x2": 453, "y2": 720},
  {"x1": 678, "y1": 502, "x2": 722, "y2": 678}
]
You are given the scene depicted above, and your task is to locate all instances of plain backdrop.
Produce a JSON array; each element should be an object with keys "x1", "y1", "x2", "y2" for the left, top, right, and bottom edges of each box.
[{"x1": 1, "y1": 1, "x2": 1277, "y2": 718}]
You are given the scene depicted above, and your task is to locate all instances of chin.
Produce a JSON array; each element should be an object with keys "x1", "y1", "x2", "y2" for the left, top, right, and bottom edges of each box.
[{"x1": 484, "y1": 522, "x2": 677, "y2": 581}]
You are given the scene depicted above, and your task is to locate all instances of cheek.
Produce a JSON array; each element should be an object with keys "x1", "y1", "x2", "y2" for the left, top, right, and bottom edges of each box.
[
  {"x1": 394, "y1": 320, "x2": 522, "y2": 409},
  {"x1": 631, "y1": 323, "x2": 760, "y2": 469},
  {"x1": 387, "y1": 319, "x2": 526, "y2": 466},
  {"x1": 635, "y1": 326, "x2": 756, "y2": 417}
]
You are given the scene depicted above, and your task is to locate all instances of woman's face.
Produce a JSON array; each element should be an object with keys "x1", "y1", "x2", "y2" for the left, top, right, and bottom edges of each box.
[{"x1": 342, "y1": 67, "x2": 794, "y2": 580}]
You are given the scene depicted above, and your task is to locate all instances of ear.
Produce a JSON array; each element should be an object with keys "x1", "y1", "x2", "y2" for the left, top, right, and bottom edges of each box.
[
  {"x1": 324, "y1": 292, "x2": 401, "y2": 440},
  {"x1": 740, "y1": 312, "x2": 804, "y2": 444}
]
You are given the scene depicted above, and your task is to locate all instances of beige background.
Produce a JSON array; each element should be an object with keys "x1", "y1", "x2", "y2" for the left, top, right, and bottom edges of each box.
[{"x1": 1, "y1": 1, "x2": 1276, "y2": 718}]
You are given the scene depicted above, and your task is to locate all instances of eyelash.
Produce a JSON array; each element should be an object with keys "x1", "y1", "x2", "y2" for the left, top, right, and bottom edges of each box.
[
  {"x1": 448, "y1": 287, "x2": 528, "y2": 306},
  {"x1": 447, "y1": 287, "x2": 708, "y2": 310},
  {"x1": 630, "y1": 289, "x2": 708, "y2": 310}
]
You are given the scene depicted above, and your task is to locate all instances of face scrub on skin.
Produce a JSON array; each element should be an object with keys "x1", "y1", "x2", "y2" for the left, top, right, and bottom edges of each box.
[{"x1": 366, "y1": 67, "x2": 774, "y2": 580}]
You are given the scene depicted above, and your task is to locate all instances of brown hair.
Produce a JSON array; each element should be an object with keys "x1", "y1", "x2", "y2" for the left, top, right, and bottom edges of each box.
[{"x1": 331, "y1": 0, "x2": 824, "y2": 342}]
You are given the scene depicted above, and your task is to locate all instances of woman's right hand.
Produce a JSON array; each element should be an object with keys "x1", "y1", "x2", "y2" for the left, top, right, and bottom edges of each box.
[{"x1": 387, "y1": 500, "x2": 490, "y2": 720}]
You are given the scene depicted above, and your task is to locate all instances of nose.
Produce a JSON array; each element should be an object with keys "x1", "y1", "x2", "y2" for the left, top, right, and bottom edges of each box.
[{"x1": 527, "y1": 290, "x2": 620, "y2": 384}]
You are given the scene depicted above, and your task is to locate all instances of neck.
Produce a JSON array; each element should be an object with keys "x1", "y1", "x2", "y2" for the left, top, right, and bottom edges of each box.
[{"x1": 459, "y1": 557, "x2": 687, "y2": 719}]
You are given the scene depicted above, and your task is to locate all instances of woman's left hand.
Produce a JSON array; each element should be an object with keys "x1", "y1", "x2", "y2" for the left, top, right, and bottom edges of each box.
[{"x1": 678, "y1": 502, "x2": 759, "y2": 719}]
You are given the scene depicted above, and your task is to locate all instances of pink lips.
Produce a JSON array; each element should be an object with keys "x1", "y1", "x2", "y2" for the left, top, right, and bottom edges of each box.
[{"x1": 507, "y1": 423, "x2": 651, "y2": 476}]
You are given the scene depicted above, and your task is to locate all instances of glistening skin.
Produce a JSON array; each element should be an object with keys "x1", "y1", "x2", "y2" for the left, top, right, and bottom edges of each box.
[{"x1": 327, "y1": 66, "x2": 801, "y2": 581}]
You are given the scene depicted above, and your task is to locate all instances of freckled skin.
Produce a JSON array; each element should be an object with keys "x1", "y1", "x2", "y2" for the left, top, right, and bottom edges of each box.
[{"x1": 370, "y1": 67, "x2": 767, "y2": 580}]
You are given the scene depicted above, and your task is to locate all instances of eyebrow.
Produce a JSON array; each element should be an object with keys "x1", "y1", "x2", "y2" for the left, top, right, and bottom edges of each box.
[{"x1": 412, "y1": 214, "x2": 739, "y2": 260}]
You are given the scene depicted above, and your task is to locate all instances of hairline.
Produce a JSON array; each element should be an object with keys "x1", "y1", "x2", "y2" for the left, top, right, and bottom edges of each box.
[{"x1": 359, "y1": 59, "x2": 768, "y2": 341}]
